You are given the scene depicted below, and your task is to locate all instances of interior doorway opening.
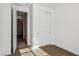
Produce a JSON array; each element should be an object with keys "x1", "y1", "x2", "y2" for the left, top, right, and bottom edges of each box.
[
  {"x1": 12, "y1": 5, "x2": 31, "y2": 55},
  {"x1": 17, "y1": 11, "x2": 27, "y2": 49}
]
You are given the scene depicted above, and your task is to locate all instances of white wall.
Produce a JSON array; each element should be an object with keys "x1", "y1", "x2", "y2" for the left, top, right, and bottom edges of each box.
[
  {"x1": 32, "y1": 4, "x2": 54, "y2": 49},
  {"x1": 54, "y1": 4, "x2": 79, "y2": 55},
  {"x1": 0, "y1": 3, "x2": 11, "y2": 55}
]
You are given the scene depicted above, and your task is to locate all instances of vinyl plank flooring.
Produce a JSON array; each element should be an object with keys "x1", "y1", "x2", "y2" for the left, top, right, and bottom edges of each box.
[
  {"x1": 40, "y1": 45, "x2": 77, "y2": 56},
  {"x1": 10, "y1": 38, "x2": 77, "y2": 56},
  {"x1": 11, "y1": 37, "x2": 28, "y2": 56}
]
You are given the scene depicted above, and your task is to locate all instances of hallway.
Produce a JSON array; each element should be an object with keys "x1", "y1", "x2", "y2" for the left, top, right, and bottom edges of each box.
[{"x1": 13, "y1": 38, "x2": 28, "y2": 56}]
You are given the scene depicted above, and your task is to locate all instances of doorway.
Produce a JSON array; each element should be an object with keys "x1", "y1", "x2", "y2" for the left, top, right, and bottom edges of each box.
[
  {"x1": 12, "y1": 5, "x2": 31, "y2": 54},
  {"x1": 12, "y1": 11, "x2": 28, "y2": 55},
  {"x1": 17, "y1": 11, "x2": 27, "y2": 49}
]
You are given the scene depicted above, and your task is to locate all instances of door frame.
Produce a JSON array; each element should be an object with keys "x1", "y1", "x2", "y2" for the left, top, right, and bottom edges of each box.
[{"x1": 12, "y1": 4, "x2": 31, "y2": 53}]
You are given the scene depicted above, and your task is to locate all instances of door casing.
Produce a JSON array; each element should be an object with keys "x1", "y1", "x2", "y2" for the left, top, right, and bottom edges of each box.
[{"x1": 12, "y1": 4, "x2": 31, "y2": 53}]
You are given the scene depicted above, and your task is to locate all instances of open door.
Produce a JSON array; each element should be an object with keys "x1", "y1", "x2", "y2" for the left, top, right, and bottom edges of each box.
[
  {"x1": 12, "y1": 4, "x2": 31, "y2": 53},
  {"x1": 12, "y1": 5, "x2": 17, "y2": 53}
]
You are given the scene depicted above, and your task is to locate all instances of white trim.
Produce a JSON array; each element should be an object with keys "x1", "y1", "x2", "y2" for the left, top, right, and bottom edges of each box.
[
  {"x1": 12, "y1": 5, "x2": 31, "y2": 49},
  {"x1": 33, "y1": 42, "x2": 54, "y2": 49},
  {"x1": 54, "y1": 43, "x2": 79, "y2": 55},
  {"x1": 32, "y1": 4, "x2": 54, "y2": 49}
]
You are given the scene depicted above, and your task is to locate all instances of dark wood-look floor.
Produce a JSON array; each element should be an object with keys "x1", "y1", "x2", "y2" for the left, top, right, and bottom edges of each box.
[
  {"x1": 11, "y1": 37, "x2": 28, "y2": 56},
  {"x1": 11, "y1": 38, "x2": 77, "y2": 56},
  {"x1": 40, "y1": 45, "x2": 77, "y2": 56}
]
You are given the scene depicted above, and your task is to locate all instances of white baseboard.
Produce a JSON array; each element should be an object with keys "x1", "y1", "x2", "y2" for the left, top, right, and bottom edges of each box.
[
  {"x1": 32, "y1": 41, "x2": 54, "y2": 49},
  {"x1": 54, "y1": 43, "x2": 79, "y2": 56},
  {"x1": 32, "y1": 42, "x2": 79, "y2": 55},
  {"x1": 32, "y1": 45, "x2": 39, "y2": 49}
]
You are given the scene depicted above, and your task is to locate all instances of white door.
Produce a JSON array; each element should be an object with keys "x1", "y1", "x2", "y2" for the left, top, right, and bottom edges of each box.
[
  {"x1": 37, "y1": 10, "x2": 52, "y2": 46},
  {"x1": 13, "y1": 6, "x2": 17, "y2": 53}
]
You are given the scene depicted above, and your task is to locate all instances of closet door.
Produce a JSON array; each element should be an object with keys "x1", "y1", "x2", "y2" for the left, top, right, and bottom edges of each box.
[{"x1": 37, "y1": 10, "x2": 52, "y2": 46}]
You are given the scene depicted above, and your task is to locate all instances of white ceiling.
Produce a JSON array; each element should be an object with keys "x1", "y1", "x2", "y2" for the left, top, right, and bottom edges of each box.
[
  {"x1": 37, "y1": 3, "x2": 64, "y2": 9},
  {"x1": 14, "y1": 3, "x2": 64, "y2": 9}
]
